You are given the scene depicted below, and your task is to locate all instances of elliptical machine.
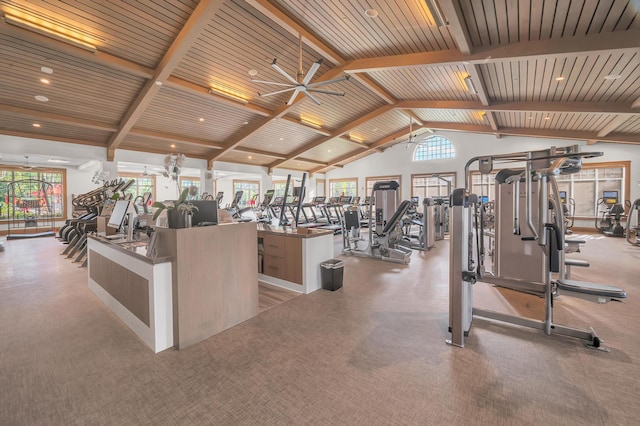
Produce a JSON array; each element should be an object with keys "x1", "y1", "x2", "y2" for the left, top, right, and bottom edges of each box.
[
  {"x1": 627, "y1": 198, "x2": 640, "y2": 247},
  {"x1": 595, "y1": 191, "x2": 626, "y2": 237}
]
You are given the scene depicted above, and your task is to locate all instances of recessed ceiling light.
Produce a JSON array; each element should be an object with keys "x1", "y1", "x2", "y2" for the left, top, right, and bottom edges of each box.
[
  {"x1": 32, "y1": 123, "x2": 41, "y2": 128},
  {"x1": 34, "y1": 95, "x2": 48, "y2": 102},
  {"x1": 545, "y1": 116, "x2": 550, "y2": 120},
  {"x1": 40, "y1": 78, "x2": 50, "y2": 84},
  {"x1": 279, "y1": 137, "x2": 283, "y2": 141},
  {"x1": 199, "y1": 118, "x2": 205, "y2": 122},
  {"x1": 170, "y1": 144, "x2": 176, "y2": 148},
  {"x1": 604, "y1": 74, "x2": 621, "y2": 80},
  {"x1": 327, "y1": 149, "x2": 331, "y2": 153},
  {"x1": 155, "y1": 81, "x2": 163, "y2": 86},
  {"x1": 528, "y1": 116, "x2": 533, "y2": 120},
  {"x1": 40, "y1": 66, "x2": 53, "y2": 74},
  {"x1": 244, "y1": 121, "x2": 249, "y2": 125},
  {"x1": 248, "y1": 69, "x2": 258, "y2": 76},
  {"x1": 248, "y1": 155, "x2": 252, "y2": 159},
  {"x1": 555, "y1": 76, "x2": 565, "y2": 81},
  {"x1": 365, "y1": 9, "x2": 378, "y2": 17}
]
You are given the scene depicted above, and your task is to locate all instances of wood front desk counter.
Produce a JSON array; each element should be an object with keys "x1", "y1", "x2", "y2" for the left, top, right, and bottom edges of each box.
[
  {"x1": 87, "y1": 236, "x2": 173, "y2": 353},
  {"x1": 88, "y1": 222, "x2": 258, "y2": 351},
  {"x1": 155, "y1": 222, "x2": 258, "y2": 350},
  {"x1": 257, "y1": 224, "x2": 334, "y2": 294}
]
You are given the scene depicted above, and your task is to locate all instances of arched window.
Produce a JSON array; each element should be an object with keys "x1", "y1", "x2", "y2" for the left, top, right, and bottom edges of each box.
[{"x1": 413, "y1": 136, "x2": 455, "y2": 161}]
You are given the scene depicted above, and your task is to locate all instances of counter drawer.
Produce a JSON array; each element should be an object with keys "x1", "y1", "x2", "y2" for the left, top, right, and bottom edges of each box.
[
  {"x1": 263, "y1": 256, "x2": 286, "y2": 280},
  {"x1": 263, "y1": 234, "x2": 285, "y2": 258}
]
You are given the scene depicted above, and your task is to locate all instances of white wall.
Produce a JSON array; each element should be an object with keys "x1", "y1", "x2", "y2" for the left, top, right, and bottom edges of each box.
[{"x1": 326, "y1": 131, "x2": 640, "y2": 202}]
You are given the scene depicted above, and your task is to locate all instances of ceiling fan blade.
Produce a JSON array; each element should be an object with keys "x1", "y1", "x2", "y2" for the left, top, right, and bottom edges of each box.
[
  {"x1": 258, "y1": 87, "x2": 297, "y2": 97},
  {"x1": 302, "y1": 59, "x2": 322, "y2": 86},
  {"x1": 306, "y1": 88, "x2": 345, "y2": 96},
  {"x1": 250, "y1": 79, "x2": 295, "y2": 87},
  {"x1": 303, "y1": 91, "x2": 322, "y2": 105},
  {"x1": 271, "y1": 59, "x2": 299, "y2": 85},
  {"x1": 307, "y1": 74, "x2": 350, "y2": 88},
  {"x1": 286, "y1": 87, "x2": 303, "y2": 105}
]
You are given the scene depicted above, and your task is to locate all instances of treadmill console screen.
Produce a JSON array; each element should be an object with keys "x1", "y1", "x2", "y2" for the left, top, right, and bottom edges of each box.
[
  {"x1": 559, "y1": 191, "x2": 567, "y2": 204},
  {"x1": 603, "y1": 191, "x2": 619, "y2": 205}
]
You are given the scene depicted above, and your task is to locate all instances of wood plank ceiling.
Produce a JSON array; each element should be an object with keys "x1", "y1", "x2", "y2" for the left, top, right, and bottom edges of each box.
[{"x1": 0, "y1": 0, "x2": 638, "y2": 175}]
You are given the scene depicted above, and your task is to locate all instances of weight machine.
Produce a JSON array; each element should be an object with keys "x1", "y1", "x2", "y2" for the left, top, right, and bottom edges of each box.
[
  {"x1": 342, "y1": 181, "x2": 412, "y2": 264},
  {"x1": 447, "y1": 146, "x2": 627, "y2": 351},
  {"x1": 627, "y1": 198, "x2": 640, "y2": 247}
]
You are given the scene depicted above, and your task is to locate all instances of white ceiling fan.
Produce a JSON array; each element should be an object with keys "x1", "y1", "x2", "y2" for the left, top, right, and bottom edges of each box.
[
  {"x1": 251, "y1": 34, "x2": 350, "y2": 105},
  {"x1": 20, "y1": 155, "x2": 41, "y2": 170}
]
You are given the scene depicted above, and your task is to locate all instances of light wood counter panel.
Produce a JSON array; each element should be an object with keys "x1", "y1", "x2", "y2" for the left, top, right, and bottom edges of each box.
[{"x1": 155, "y1": 222, "x2": 258, "y2": 350}]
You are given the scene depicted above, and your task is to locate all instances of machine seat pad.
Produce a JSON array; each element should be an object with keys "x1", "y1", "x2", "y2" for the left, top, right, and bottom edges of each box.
[
  {"x1": 565, "y1": 258, "x2": 590, "y2": 267},
  {"x1": 557, "y1": 279, "x2": 627, "y2": 299}
]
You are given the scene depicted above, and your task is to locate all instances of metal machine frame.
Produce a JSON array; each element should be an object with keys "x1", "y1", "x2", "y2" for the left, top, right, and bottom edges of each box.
[{"x1": 447, "y1": 146, "x2": 627, "y2": 351}]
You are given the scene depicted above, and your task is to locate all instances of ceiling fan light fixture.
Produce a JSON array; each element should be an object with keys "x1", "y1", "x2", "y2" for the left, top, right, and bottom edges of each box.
[
  {"x1": 208, "y1": 86, "x2": 249, "y2": 104},
  {"x1": 425, "y1": 0, "x2": 448, "y2": 27},
  {"x1": 4, "y1": 12, "x2": 97, "y2": 53}
]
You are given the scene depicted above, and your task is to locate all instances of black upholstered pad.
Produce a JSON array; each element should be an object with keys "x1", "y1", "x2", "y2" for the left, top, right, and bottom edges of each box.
[{"x1": 557, "y1": 279, "x2": 627, "y2": 299}]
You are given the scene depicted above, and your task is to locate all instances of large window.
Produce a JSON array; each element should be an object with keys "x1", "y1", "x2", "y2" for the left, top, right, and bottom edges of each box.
[
  {"x1": 119, "y1": 173, "x2": 155, "y2": 201},
  {"x1": 329, "y1": 178, "x2": 357, "y2": 198},
  {"x1": 470, "y1": 171, "x2": 500, "y2": 202},
  {"x1": 411, "y1": 172, "x2": 456, "y2": 201},
  {"x1": 365, "y1": 175, "x2": 401, "y2": 198},
  {"x1": 0, "y1": 167, "x2": 66, "y2": 220},
  {"x1": 555, "y1": 161, "x2": 629, "y2": 217},
  {"x1": 233, "y1": 180, "x2": 260, "y2": 207},
  {"x1": 413, "y1": 136, "x2": 455, "y2": 161},
  {"x1": 180, "y1": 177, "x2": 201, "y2": 199}
]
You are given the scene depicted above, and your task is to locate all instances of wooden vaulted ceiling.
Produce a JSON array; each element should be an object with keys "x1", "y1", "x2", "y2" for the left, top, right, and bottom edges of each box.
[{"x1": 0, "y1": 0, "x2": 638, "y2": 175}]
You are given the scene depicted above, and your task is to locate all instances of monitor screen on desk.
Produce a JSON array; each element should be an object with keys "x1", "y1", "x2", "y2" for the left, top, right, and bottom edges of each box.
[
  {"x1": 107, "y1": 200, "x2": 131, "y2": 230},
  {"x1": 190, "y1": 200, "x2": 218, "y2": 226}
]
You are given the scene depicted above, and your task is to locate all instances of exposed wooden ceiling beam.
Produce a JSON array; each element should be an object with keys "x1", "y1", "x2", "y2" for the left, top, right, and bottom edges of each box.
[
  {"x1": 266, "y1": 104, "x2": 395, "y2": 171},
  {"x1": 464, "y1": 63, "x2": 500, "y2": 133},
  {"x1": 395, "y1": 100, "x2": 639, "y2": 115},
  {"x1": 106, "y1": 0, "x2": 225, "y2": 159},
  {"x1": 165, "y1": 76, "x2": 272, "y2": 117},
  {"x1": 244, "y1": 0, "x2": 344, "y2": 65},
  {"x1": 233, "y1": 146, "x2": 286, "y2": 159},
  {"x1": 349, "y1": 74, "x2": 396, "y2": 104},
  {"x1": 128, "y1": 129, "x2": 223, "y2": 149},
  {"x1": 632, "y1": 97, "x2": 640, "y2": 109},
  {"x1": 438, "y1": 0, "x2": 472, "y2": 55},
  {"x1": 403, "y1": 110, "x2": 425, "y2": 126},
  {"x1": 597, "y1": 116, "x2": 629, "y2": 138},
  {"x1": 209, "y1": 66, "x2": 346, "y2": 166},
  {"x1": 310, "y1": 147, "x2": 369, "y2": 174},
  {"x1": 344, "y1": 30, "x2": 640, "y2": 73},
  {"x1": 0, "y1": 104, "x2": 118, "y2": 132}
]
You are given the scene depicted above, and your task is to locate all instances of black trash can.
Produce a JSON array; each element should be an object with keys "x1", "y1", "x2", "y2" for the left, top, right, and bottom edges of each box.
[{"x1": 320, "y1": 259, "x2": 344, "y2": 291}]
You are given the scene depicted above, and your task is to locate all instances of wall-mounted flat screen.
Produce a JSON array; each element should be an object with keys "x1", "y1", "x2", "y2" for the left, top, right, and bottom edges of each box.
[{"x1": 190, "y1": 200, "x2": 218, "y2": 226}]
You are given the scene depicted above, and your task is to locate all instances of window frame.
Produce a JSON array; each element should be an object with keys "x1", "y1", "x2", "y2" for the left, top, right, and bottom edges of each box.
[
  {"x1": 119, "y1": 172, "x2": 156, "y2": 202},
  {"x1": 413, "y1": 135, "x2": 456, "y2": 161},
  {"x1": 556, "y1": 160, "x2": 630, "y2": 219},
  {"x1": 328, "y1": 178, "x2": 358, "y2": 198},
  {"x1": 411, "y1": 172, "x2": 456, "y2": 200},
  {"x1": 0, "y1": 165, "x2": 67, "y2": 221},
  {"x1": 232, "y1": 179, "x2": 261, "y2": 207}
]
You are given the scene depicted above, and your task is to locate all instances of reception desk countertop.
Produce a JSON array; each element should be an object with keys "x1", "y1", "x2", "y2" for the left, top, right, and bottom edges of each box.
[{"x1": 88, "y1": 234, "x2": 171, "y2": 264}]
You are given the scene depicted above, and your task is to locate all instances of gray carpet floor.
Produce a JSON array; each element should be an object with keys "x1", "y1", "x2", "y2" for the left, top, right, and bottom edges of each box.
[{"x1": 0, "y1": 233, "x2": 638, "y2": 425}]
